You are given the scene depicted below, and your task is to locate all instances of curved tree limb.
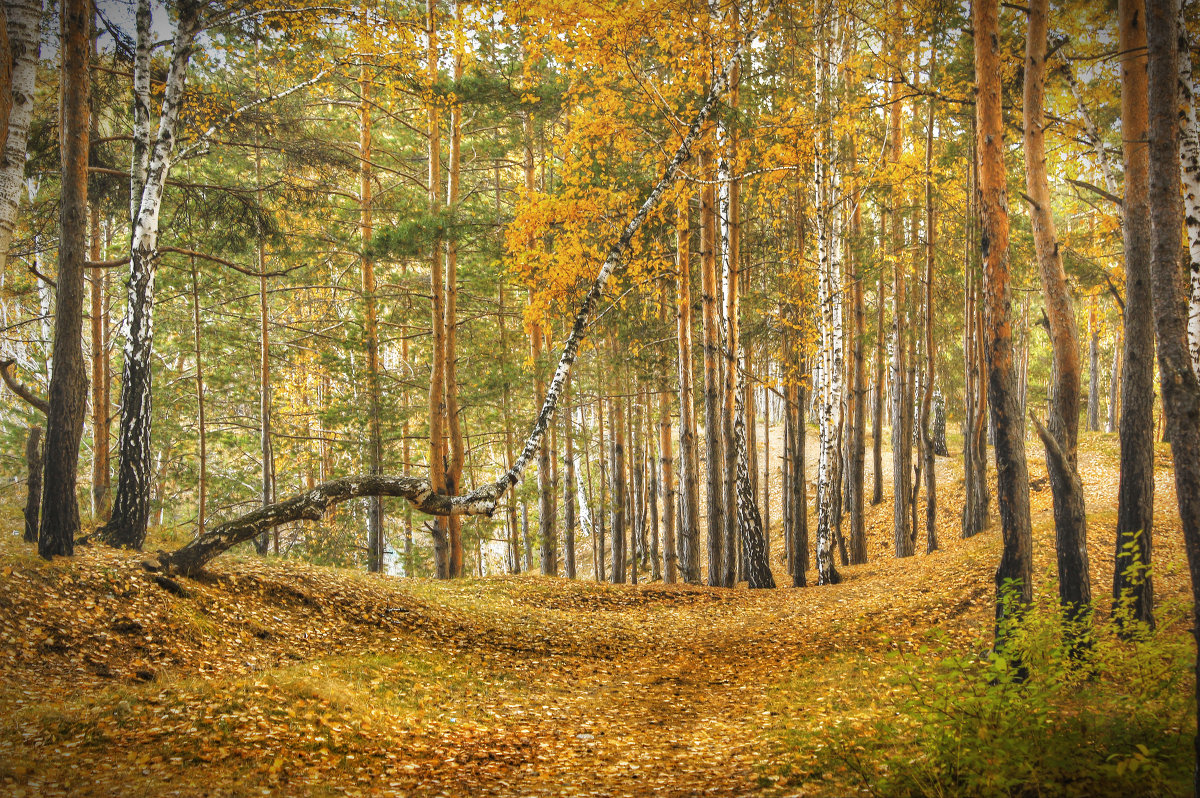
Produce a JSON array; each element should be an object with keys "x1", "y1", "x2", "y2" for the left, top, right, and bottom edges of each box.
[
  {"x1": 149, "y1": 1, "x2": 775, "y2": 576},
  {"x1": 0, "y1": 359, "x2": 49, "y2": 414}
]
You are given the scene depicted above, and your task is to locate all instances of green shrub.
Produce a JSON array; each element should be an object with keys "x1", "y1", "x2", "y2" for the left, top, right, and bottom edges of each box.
[{"x1": 804, "y1": 597, "x2": 1194, "y2": 797}]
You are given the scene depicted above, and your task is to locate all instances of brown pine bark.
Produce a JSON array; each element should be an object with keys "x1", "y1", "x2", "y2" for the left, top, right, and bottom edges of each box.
[
  {"x1": 871, "y1": 274, "x2": 886, "y2": 505},
  {"x1": 445, "y1": 12, "x2": 466, "y2": 577},
  {"x1": 89, "y1": 206, "x2": 110, "y2": 521},
  {"x1": 427, "y1": 0, "x2": 450, "y2": 578},
  {"x1": 975, "y1": 0, "x2": 1035, "y2": 639},
  {"x1": 1144, "y1": 6, "x2": 1200, "y2": 787},
  {"x1": 659, "y1": 285, "x2": 678, "y2": 583},
  {"x1": 39, "y1": 0, "x2": 90, "y2": 558},
  {"x1": 1114, "y1": 0, "x2": 1156, "y2": 629},
  {"x1": 361, "y1": 66, "x2": 385, "y2": 573}
]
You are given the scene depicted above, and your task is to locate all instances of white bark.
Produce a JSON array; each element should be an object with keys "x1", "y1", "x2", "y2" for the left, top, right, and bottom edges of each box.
[
  {"x1": 1177, "y1": 4, "x2": 1200, "y2": 374},
  {"x1": 0, "y1": 0, "x2": 40, "y2": 273}
]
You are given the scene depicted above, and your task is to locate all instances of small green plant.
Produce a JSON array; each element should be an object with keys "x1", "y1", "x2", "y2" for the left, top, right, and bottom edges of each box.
[{"x1": 794, "y1": 595, "x2": 1195, "y2": 797}]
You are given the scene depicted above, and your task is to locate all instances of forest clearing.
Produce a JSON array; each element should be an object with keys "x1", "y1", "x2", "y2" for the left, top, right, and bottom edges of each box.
[{"x1": 4, "y1": 0, "x2": 1200, "y2": 794}]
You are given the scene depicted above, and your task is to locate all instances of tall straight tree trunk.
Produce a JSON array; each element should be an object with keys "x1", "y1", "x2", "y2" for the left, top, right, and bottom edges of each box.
[
  {"x1": 0, "y1": 0, "x2": 39, "y2": 275},
  {"x1": 597, "y1": 380, "x2": 608, "y2": 581},
  {"x1": 610, "y1": 377, "x2": 627, "y2": 584},
  {"x1": 427, "y1": 0, "x2": 450, "y2": 578},
  {"x1": 253, "y1": 62, "x2": 275, "y2": 556},
  {"x1": 890, "y1": 92, "x2": 913, "y2": 559},
  {"x1": 39, "y1": 0, "x2": 90, "y2": 558},
  {"x1": 189, "y1": 255, "x2": 206, "y2": 537},
  {"x1": 1144, "y1": 6, "x2": 1200, "y2": 789},
  {"x1": 361, "y1": 66, "x2": 385, "y2": 573},
  {"x1": 700, "y1": 146, "x2": 725, "y2": 587},
  {"x1": 445, "y1": 13, "x2": 466, "y2": 577},
  {"x1": 90, "y1": 208, "x2": 110, "y2": 521},
  {"x1": 975, "y1": 0, "x2": 1035, "y2": 640},
  {"x1": 1025, "y1": 0, "x2": 1092, "y2": 637},
  {"x1": 101, "y1": 0, "x2": 202, "y2": 550},
  {"x1": 563, "y1": 371, "x2": 577, "y2": 579},
  {"x1": 848, "y1": 173, "x2": 867, "y2": 565},
  {"x1": 1107, "y1": 330, "x2": 1121, "y2": 433},
  {"x1": 1088, "y1": 297, "x2": 1101, "y2": 432},
  {"x1": 921, "y1": 87, "x2": 938, "y2": 555},
  {"x1": 499, "y1": 281, "x2": 521, "y2": 574},
  {"x1": 1114, "y1": 0, "x2": 1156, "y2": 629},
  {"x1": 675, "y1": 200, "x2": 701, "y2": 583},
  {"x1": 658, "y1": 316, "x2": 678, "y2": 582},
  {"x1": 1176, "y1": 6, "x2": 1200, "y2": 375},
  {"x1": 24, "y1": 426, "x2": 42, "y2": 544},
  {"x1": 791, "y1": 366, "x2": 809, "y2": 588},
  {"x1": 871, "y1": 274, "x2": 886, "y2": 505}
]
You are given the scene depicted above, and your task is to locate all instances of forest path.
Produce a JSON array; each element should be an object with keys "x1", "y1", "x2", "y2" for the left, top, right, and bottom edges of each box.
[{"x1": 0, "y1": 434, "x2": 1191, "y2": 797}]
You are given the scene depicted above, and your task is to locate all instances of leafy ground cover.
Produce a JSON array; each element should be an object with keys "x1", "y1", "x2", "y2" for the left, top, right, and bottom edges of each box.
[{"x1": 0, "y1": 433, "x2": 1193, "y2": 796}]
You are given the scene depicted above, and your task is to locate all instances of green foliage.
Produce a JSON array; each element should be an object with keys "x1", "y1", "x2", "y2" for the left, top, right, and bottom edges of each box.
[{"x1": 791, "y1": 599, "x2": 1195, "y2": 798}]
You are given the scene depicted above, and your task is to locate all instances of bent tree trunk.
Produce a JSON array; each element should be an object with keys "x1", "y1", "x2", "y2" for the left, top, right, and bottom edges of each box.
[
  {"x1": 147, "y1": 9, "x2": 769, "y2": 576},
  {"x1": 155, "y1": 476, "x2": 497, "y2": 576}
]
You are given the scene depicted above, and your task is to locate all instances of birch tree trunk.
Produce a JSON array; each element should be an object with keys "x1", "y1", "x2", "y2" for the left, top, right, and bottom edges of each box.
[
  {"x1": 1107, "y1": 329, "x2": 1121, "y2": 433},
  {"x1": 1114, "y1": 0, "x2": 1157, "y2": 630},
  {"x1": 975, "y1": 0, "x2": 1035, "y2": 644},
  {"x1": 100, "y1": 0, "x2": 202, "y2": 550},
  {"x1": 700, "y1": 146, "x2": 726, "y2": 587},
  {"x1": 921, "y1": 87, "x2": 938, "y2": 555},
  {"x1": 611, "y1": 376, "x2": 627, "y2": 584},
  {"x1": 675, "y1": 201, "x2": 702, "y2": 583},
  {"x1": 0, "y1": 0, "x2": 39, "y2": 274},
  {"x1": 563, "y1": 371, "x2": 577, "y2": 579},
  {"x1": 39, "y1": 0, "x2": 90, "y2": 557},
  {"x1": 1175, "y1": 3, "x2": 1200, "y2": 375}
]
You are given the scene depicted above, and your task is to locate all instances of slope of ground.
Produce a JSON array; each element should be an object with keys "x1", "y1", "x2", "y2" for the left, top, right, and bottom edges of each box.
[{"x1": 0, "y1": 433, "x2": 1192, "y2": 797}]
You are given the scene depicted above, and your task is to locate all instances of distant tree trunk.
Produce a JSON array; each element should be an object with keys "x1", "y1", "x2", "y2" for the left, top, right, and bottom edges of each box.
[
  {"x1": 871, "y1": 274, "x2": 886, "y2": 505},
  {"x1": 563, "y1": 371, "x2": 577, "y2": 579},
  {"x1": 90, "y1": 207, "x2": 111, "y2": 521},
  {"x1": 1114, "y1": 0, "x2": 1156, "y2": 630},
  {"x1": 962, "y1": 134, "x2": 991, "y2": 540},
  {"x1": 39, "y1": 0, "x2": 90, "y2": 558},
  {"x1": 189, "y1": 255, "x2": 206, "y2": 538},
  {"x1": 675, "y1": 201, "x2": 701, "y2": 584},
  {"x1": 700, "y1": 146, "x2": 726, "y2": 587},
  {"x1": 648, "y1": 395, "x2": 662, "y2": 582},
  {"x1": 1107, "y1": 330, "x2": 1121, "y2": 433},
  {"x1": 499, "y1": 281, "x2": 521, "y2": 574},
  {"x1": 24, "y1": 426, "x2": 41, "y2": 544},
  {"x1": 360, "y1": 66, "x2": 383, "y2": 572},
  {"x1": 1145, "y1": 6, "x2": 1200, "y2": 792},
  {"x1": 611, "y1": 381, "x2": 627, "y2": 584},
  {"x1": 596, "y1": 378, "x2": 608, "y2": 581},
  {"x1": 975, "y1": 0, "x2": 1035, "y2": 641},
  {"x1": 1088, "y1": 297, "x2": 1101, "y2": 432},
  {"x1": 0, "y1": 0, "x2": 39, "y2": 275},
  {"x1": 847, "y1": 180, "x2": 867, "y2": 565},
  {"x1": 522, "y1": 500, "x2": 532, "y2": 572},
  {"x1": 253, "y1": 75, "x2": 275, "y2": 556},
  {"x1": 790, "y1": 369, "x2": 809, "y2": 588},
  {"x1": 632, "y1": 389, "x2": 647, "y2": 573},
  {"x1": 660, "y1": 286, "x2": 679, "y2": 584}
]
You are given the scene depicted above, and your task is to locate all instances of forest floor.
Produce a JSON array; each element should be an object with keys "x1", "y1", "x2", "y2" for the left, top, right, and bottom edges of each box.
[{"x1": 0, "y1": 432, "x2": 1194, "y2": 797}]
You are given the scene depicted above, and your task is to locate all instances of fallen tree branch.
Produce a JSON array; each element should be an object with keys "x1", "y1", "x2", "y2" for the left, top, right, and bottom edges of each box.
[
  {"x1": 152, "y1": 475, "x2": 502, "y2": 575},
  {"x1": 151, "y1": 1, "x2": 775, "y2": 576}
]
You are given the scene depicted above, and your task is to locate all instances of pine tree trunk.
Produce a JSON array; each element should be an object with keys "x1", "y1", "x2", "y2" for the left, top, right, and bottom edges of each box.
[
  {"x1": 660, "y1": 286, "x2": 679, "y2": 583},
  {"x1": 427, "y1": 0, "x2": 450, "y2": 579},
  {"x1": 1088, "y1": 298, "x2": 1101, "y2": 432},
  {"x1": 1107, "y1": 330, "x2": 1120, "y2": 434},
  {"x1": 871, "y1": 275, "x2": 886, "y2": 505},
  {"x1": 89, "y1": 206, "x2": 111, "y2": 522},
  {"x1": 39, "y1": 0, "x2": 90, "y2": 558},
  {"x1": 253, "y1": 66, "x2": 276, "y2": 556},
  {"x1": 975, "y1": 0, "x2": 1035, "y2": 641},
  {"x1": 1114, "y1": 0, "x2": 1157, "y2": 630},
  {"x1": 189, "y1": 255, "x2": 206, "y2": 538},
  {"x1": 1144, "y1": 6, "x2": 1200, "y2": 790},
  {"x1": 848, "y1": 177, "x2": 867, "y2": 565},
  {"x1": 445, "y1": 15, "x2": 466, "y2": 577}
]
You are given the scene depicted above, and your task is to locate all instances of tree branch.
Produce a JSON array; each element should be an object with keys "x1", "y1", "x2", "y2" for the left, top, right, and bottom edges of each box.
[{"x1": 0, "y1": 359, "x2": 48, "y2": 414}]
